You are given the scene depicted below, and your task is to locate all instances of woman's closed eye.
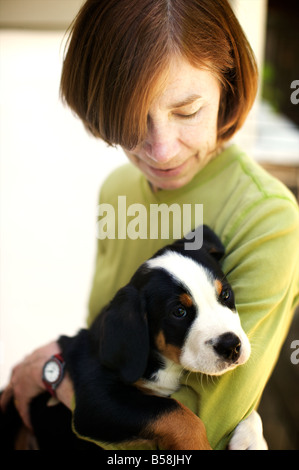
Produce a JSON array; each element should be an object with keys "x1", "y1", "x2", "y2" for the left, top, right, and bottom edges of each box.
[{"x1": 173, "y1": 109, "x2": 202, "y2": 120}]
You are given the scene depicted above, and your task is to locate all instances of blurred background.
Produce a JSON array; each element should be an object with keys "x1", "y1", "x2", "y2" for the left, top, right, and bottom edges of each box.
[{"x1": 0, "y1": 0, "x2": 298, "y2": 449}]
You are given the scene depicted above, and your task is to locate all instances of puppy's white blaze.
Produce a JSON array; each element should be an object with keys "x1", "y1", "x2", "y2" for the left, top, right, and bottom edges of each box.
[
  {"x1": 147, "y1": 252, "x2": 216, "y2": 307},
  {"x1": 147, "y1": 251, "x2": 251, "y2": 376}
]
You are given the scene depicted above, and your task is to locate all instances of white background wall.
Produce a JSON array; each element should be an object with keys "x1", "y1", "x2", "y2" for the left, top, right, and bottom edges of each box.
[
  {"x1": 0, "y1": 0, "x2": 84, "y2": 29},
  {"x1": 0, "y1": 30, "x2": 126, "y2": 387}
]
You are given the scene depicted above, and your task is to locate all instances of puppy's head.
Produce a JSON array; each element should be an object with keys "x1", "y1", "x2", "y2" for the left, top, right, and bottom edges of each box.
[
  {"x1": 143, "y1": 226, "x2": 250, "y2": 376},
  {"x1": 91, "y1": 226, "x2": 250, "y2": 382}
]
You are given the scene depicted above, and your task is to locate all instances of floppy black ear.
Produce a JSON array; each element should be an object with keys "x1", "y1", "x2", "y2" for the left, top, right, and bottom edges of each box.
[
  {"x1": 89, "y1": 285, "x2": 149, "y2": 384},
  {"x1": 170, "y1": 225, "x2": 225, "y2": 260},
  {"x1": 200, "y1": 225, "x2": 225, "y2": 260}
]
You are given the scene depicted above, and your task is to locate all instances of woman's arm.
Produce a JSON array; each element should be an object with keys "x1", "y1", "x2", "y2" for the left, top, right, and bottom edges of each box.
[
  {"x1": 174, "y1": 196, "x2": 299, "y2": 449},
  {"x1": 0, "y1": 341, "x2": 73, "y2": 429},
  {"x1": 71, "y1": 193, "x2": 299, "y2": 450}
]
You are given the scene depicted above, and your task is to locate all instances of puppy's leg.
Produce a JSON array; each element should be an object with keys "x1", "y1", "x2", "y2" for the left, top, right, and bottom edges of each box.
[{"x1": 228, "y1": 411, "x2": 268, "y2": 450}]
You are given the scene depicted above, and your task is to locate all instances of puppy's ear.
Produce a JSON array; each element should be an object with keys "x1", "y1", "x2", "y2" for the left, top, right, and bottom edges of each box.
[
  {"x1": 170, "y1": 225, "x2": 225, "y2": 260},
  {"x1": 90, "y1": 285, "x2": 149, "y2": 384},
  {"x1": 201, "y1": 225, "x2": 225, "y2": 260}
]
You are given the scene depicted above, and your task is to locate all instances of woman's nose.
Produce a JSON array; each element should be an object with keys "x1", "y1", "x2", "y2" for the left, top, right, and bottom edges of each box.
[{"x1": 143, "y1": 122, "x2": 181, "y2": 163}]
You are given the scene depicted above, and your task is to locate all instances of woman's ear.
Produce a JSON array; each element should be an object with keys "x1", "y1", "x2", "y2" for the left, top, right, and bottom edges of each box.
[{"x1": 89, "y1": 285, "x2": 149, "y2": 384}]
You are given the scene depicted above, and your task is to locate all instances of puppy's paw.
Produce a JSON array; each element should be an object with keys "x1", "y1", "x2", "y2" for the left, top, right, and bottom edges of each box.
[{"x1": 228, "y1": 411, "x2": 268, "y2": 450}]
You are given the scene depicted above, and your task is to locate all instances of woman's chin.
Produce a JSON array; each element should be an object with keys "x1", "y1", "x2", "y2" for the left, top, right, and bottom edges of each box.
[{"x1": 148, "y1": 174, "x2": 195, "y2": 191}]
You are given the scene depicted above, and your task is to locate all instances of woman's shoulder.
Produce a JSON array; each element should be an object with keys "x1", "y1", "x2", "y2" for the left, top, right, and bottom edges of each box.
[
  {"x1": 222, "y1": 145, "x2": 296, "y2": 204},
  {"x1": 224, "y1": 146, "x2": 298, "y2": 217},
  {"x1": 211, "y1": 145, "x2": 299, "y2": 247}
]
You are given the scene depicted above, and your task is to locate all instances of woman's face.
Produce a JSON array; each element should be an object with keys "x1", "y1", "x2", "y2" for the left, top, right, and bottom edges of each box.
[{"x1": 123, "y1": 56, "x2": 221, "y2": 191}]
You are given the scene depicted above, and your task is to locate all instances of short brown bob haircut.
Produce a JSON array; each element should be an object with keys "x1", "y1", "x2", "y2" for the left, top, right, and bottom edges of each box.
[{"x1": 60, "y1": 0, "x2": 258, "y2": 150}]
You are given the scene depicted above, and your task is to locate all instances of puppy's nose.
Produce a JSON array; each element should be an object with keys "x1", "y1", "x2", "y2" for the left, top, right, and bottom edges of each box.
[{"x1": 213, "y1": 332, "x2": 241, "y2": 362}]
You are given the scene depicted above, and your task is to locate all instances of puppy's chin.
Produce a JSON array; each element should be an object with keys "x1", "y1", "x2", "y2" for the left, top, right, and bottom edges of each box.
[{"x1": 202, "y1": 357, "x2": 248, "y2": 377}]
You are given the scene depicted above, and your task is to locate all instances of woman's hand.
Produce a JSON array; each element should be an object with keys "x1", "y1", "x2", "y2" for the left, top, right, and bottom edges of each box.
[{"x1": 0, "y1": 341, "x2": 73, "y2": 429}]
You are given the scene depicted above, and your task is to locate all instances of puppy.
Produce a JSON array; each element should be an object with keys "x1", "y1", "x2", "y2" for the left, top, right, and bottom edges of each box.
[{"x1": 57, "y1": 225, "x2": 251, "y2": 449}]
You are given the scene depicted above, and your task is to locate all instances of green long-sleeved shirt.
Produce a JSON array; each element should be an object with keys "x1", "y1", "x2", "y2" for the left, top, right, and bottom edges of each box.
[{"x1": 82, "y1": 144, "x2": 299, "y2": 449}]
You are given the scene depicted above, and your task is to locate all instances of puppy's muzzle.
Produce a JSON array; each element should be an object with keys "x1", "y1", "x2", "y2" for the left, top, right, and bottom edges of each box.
[{"x1": 213, "y1": 332, "x2": 241, "y2": 363}]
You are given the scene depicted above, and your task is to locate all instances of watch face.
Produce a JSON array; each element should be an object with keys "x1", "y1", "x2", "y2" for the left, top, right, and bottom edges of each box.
[{"x1": 44, "y1": 360, "x2": 61, "y2": 383}]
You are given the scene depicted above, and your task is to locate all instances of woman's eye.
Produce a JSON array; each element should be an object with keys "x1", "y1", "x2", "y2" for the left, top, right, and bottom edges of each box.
[
  {"x1": 173, "y1": 306, "x2": 187, "y2": 318},
  {"x1": 174, "y1": 109, "x2": 201, "y2": 120}
]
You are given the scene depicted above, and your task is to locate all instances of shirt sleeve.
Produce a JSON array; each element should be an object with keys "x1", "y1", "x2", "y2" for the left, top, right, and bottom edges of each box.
[{"x1": 172, "y1": 195, "x2": 299, "y2": 449}]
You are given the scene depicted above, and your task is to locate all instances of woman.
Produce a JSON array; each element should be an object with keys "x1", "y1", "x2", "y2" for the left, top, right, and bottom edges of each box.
[{"x1": 1, "y1": 0, "x2": 299, "y2": 450}]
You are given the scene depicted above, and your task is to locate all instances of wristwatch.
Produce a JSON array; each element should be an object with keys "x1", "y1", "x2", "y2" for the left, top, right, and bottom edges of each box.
[{"x1": 42, "y1": 354, "x2": 65, "y2": 397}]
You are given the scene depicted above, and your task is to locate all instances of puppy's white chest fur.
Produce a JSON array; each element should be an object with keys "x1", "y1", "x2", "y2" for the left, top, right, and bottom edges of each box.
[{"x1": 143, "y1": 358, "x2": 183, "y2": 397}]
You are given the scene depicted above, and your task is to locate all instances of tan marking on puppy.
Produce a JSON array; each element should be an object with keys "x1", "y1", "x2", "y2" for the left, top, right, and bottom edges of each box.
[
  {"x1": 214, "y1": 279, "x2": 223, "y2": 296},
  {"x1": 107, "y1": 403, "x2": 212, "y2": 450},
  {"x1": 134, "y1": 379, "x2": 158, "y2": 396},
  {"x1": 155, "y1": 331, "x2": 181, "y2": 364},
  {"x1": 179, "y1": 293, "x2": 193, "y2": 308},
  {"x1": 155, "y1": 330, "x2": 167, "y2": 351},
  {"x1": 145, "y1": 401, "x2": 212, "y2": 450}
]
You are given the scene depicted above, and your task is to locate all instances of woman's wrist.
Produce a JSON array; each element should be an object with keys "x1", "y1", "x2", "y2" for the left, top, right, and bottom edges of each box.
[{"x1": 41, "y1": 342, "x2": 74, "y2": 409}]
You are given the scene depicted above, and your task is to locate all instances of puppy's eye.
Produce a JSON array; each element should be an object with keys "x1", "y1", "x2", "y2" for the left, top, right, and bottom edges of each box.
[
  {"x1": 172, "y1": 306, "x2": 187, "y2": 318},
  {"x1": 220, "y1": 288, "x2": 231, "y2": 302}
]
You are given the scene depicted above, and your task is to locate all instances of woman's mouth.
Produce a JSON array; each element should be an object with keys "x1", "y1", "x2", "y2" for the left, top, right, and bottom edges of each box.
[{"x1": 145, "y1": 159, "x2": 191, "y2": 178}]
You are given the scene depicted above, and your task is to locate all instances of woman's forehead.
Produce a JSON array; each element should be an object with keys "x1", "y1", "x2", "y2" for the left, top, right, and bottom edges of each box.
[{"x1": 149, "y1": 57, "x2": 221, "y2": 110}]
